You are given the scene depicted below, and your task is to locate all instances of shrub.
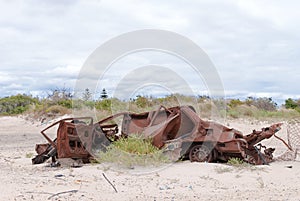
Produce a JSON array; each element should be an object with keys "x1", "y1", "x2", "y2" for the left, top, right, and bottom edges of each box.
[
  {"x1": 58, "y1": 99, "x2": 73, "y2": 108},
  {"x1": 97, "y1": 135, "x2": 169, "y2": 167},
  {"x1": 71, "y1": 100, "x2": 96, "y2": 110},
  {"x1": 83, "y1": 101, "x2": 95, "y2": 109},
  {"x1": 45, "y1": 105, "x2": 69, "y2": 115},
  {"x1": 285, "y1": 98, "x2": 300, "y2": 113},
  {"x1": 71, "y1": 99, "x2": 83, "y2": 110},
  {"x1": 228, "y1": 99, "x2": 243, "y2": 108},
  {"x1": 227, "y1": 109, "x2": 239, "y2": 119},
  {"x1": 25, "y1": 153, "x2": 34, "y2": 158},
  {"x1": 0, "y1": 94, "x2": 38, "y2": 115},
  {"x1": 236, "y1": 105, "x2": 256, "y2": 117},
  {"x1": 113, "y1": 135, "x2": 157, "y2": 154},
  {"x1": 95, "y1": 99, "x2": 112, "y2": 110},
  {"x1": 246, "y1": 97, "x2": 277, "y2": 111},
  {"x1": 135, "y1": 96, "x2": 151, "y2": 108},
  {"x1": 227, "y1": 157, "x2": 245, "y2": 166}
]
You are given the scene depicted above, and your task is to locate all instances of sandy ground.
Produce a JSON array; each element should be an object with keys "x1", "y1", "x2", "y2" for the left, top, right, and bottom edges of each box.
[{"x1": 0, "y1": 116, "x2": 299, "y2": 201}]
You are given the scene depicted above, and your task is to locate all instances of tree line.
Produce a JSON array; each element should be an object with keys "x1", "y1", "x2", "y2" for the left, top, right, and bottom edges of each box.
[
  {"x1": 0, "y1": 87, "x2": 109, "y2": 115},
  {"x1": 0, "y1": 87, "x2": 299, "y2": 116}
]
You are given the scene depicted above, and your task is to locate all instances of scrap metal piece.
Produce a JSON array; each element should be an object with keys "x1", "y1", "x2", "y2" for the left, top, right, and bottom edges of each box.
[
  {"x1": 32, "y1": 142, "x2": 56, "y2": 164},
  {"x1": 32, "y1": 117, "x2": 114, "y2": 164}
]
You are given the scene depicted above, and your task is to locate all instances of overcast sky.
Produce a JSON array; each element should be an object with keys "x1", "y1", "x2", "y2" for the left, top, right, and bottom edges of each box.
[{"x1": 0, "y1": 0, "x2": 299, "y2": 104}]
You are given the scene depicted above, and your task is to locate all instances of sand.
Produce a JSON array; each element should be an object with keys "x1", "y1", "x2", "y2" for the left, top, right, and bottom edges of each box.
[{"x1": 0, "y1": 116, "x2": 299, "y2": 201}]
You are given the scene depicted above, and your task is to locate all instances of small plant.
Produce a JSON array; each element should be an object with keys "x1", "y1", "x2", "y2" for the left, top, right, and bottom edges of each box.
[
  {"x1": 25, "y1": 153, "x2": 34, "y2": 158},
  {"x1": 113, "y1": 135, "x2": 158, "y2": 154},
  {"x1": 228, "y1": 99, "x2": 243, "y2": 108},
  {"x1": 97, "y1": 135, "x2": 169, "y2": 168},
  {"x1": 227, "y1": 109, "x2": 239, "y2": 119},
  {"x1": 95, "y1": 99, "x2": 112, "y2": 110},
  {"x1": 135, "y1": 96, "x2": 151, "y2": 108},
  {"x1": 45, "y1": 105, "x2": 69, "y2": 115},
  {"x1": 90, "y1": 159, "x2": 100, "y2": 165},
  {"x1": 227, "y1": 157, "x2": 245, "y2": 166}
]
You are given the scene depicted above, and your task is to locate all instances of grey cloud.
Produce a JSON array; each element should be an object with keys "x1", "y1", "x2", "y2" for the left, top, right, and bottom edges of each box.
[
  {"x1": 0, "y1": 0, "x2": 299, "y2": 103},
  {"x1": 111, "y1": 65, "x2": 197, "y2": 100}
]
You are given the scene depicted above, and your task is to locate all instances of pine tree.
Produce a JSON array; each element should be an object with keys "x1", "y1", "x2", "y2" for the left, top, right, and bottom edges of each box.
[
  {"x1": 100, "y1": 88, "x2": 108, "y2": 99},
  {"x1": 82, "y1": 88, "x2": 92, "y2": 101}
]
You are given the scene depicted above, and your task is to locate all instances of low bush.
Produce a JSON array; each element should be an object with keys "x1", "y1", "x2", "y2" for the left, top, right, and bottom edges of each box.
[
  {"x1": 0, "y1": 94, "x2": 38, "y2": 115},
  {"x1": 97, "y1": 135, "x2": 169, "y2": 167},
  {"x1": 57, "y1": 99, "x2": 73, "y2": 108},
  {"x1": 95, "y1": 99, "x2": 112, "y2": 111},
  {"x1": 227, "y1": 157, "x2": 245, "y2": 166},
  {"x1": 1, "y1": 92, "x2": 300, "y2": 121},
  {"x1": 228, "y1": 99, "x2": 243, "y2": 108},
  {"x1": 45, "y1": 105, "x2": 70, "y2": 115}
]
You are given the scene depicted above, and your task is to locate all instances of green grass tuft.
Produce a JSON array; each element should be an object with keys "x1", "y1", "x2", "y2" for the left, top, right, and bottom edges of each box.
[
  {"x1": 227, "y1": 157, "x2": 245, "y2": 166},
  {"x1": 25, "y1": 153, "x2": 34, "y2": 158},
  {"x1": 96, "y1": 135, "x2": 169, "y2": 168}
]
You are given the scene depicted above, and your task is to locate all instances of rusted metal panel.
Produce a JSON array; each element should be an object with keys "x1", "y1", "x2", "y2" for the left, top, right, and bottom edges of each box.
[{"x1": 56, "y1": 121, "x2": 91, "y2": 159}]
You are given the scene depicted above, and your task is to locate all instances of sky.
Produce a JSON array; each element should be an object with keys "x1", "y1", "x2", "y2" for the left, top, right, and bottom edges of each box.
[{"x1": 0, "y1": 0, "x2": 299, "y2": 104}]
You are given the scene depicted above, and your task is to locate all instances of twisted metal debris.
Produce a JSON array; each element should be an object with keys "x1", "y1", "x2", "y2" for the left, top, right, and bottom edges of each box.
[{"x1": 32, "y1": 105, "x2": 291, "y2": 166}]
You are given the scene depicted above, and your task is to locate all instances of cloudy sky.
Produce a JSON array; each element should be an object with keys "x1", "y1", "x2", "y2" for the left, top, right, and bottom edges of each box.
[{"x1": 0, "y1": 0, "x2": 299, "y2": 104}]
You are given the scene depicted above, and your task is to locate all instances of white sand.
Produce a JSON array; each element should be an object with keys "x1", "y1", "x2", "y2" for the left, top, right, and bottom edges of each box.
[{"x1": 0, "y1": 116, "x2": 299, "y2": 201}]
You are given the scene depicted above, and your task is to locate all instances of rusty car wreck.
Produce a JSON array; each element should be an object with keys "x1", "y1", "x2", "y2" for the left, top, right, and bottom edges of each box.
[{"x1": 32, "y1": 105, "x2": 288, "y2": 165}]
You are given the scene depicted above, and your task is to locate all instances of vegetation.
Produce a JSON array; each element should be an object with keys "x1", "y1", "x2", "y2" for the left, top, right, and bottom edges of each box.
[
  {"x1": 0, "y1": 94, "x2": 38, "y2": 115},
  {"x1": 25, "y1": 152, "x2": 34, "y2": 158},
  {"x1": 227, "y1": 157, "x2": 245, "y2": 166},
  {"x1": 226, "y1": 97, "x2": 300, "y2": 120},
  {"x1": 97, "y1": 135, "x2": 169, "y2": 167},
  {"x1": 285, "y1": 98, "x2": 300, "y2": 113},
  {"x1": 215, "y1": 157, "x2": 261, "y2": 173},
  {"x1": 1, "y1": 88, "x2": 300, "y2": 120},
  {"x1": 246, "y1": 97, "x2": 277, "y2": 111}
]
